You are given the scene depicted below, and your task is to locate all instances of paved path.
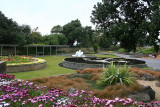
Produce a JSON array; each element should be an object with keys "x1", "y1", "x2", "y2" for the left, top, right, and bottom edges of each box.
[{"x1": 113, "y1": 53, "x2": 160, "y2": 70}]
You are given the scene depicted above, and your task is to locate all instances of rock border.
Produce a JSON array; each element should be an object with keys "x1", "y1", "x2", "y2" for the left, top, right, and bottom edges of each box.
[
  {"x1": 6, "y1": 58, "x2": 46, "y2": 73},
  {"x1": 61, "y1": 60, "x2": 147, "y2": 70}
]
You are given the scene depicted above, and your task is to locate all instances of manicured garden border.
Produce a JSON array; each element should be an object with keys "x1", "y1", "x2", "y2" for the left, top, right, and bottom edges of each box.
[
  {"x1": 61, "y1": 60, "x2": 147, "y2": 70},
  {"x1": 6, "y1": 58, "x2": 46, "y2": 73}
]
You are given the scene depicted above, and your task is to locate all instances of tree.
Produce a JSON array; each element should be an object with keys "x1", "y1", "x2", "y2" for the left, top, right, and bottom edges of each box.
[
  {"x1": 81, "y1": 26, "x2": 94, "y2": 47},
  {"x1": 99, "y1": 35, "x2": 113, "y2": 48},
  {"x1": 0, "y1": 11, "x2": 33, "y2": 45},
  {"x1": 145, "y1": 1, "x2": 160, "y2": 52},
  {"x1": 31, "y1": 27, "x2": 42, "y2": 44},
  {"x1": 91, "y1": 0, "x2": 151, "y2": 52},
  {"x1": 62, "y1": 19, "x2": 83, "y2": 46},
  {"x1": 16, "y1": 25, "x2": 33, "y2": 45},
  {"x1": 42, "y1": 34, "x2": 67, "y2": 45},
  {"x1": 51, "y1": 25, "x2": 63, "y2": 34},
  {"x1": 57, "y1": 34, "x2": 68, "y2": 45}
]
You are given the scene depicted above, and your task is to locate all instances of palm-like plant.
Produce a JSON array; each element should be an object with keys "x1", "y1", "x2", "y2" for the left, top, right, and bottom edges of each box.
[{"x1": 97, "y1": 62, "x2": 135, "y2": 86}]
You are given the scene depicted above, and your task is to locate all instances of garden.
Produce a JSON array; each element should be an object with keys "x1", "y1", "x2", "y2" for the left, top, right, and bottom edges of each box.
[{"x1": 0, "y1": 54, "x2": 160, "y2": 107}]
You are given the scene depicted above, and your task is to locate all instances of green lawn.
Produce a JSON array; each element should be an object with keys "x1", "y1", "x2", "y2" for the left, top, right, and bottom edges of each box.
[
  {"x1": 9, "y1": 53, "x2": 119, "y2": 80},
  {"x1": 92, "y1": 53, "x2": 119, "y2": 58},
  {"x1": 9, "y1": 56, "x2": 74, "y2": 80}
]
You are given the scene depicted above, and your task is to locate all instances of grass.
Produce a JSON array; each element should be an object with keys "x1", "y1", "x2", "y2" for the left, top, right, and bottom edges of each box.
[
  {"x1": 142, "y1": 67, "x2": 153, "y2": 70},
  {"x1": 92, "y1": 53, "x2": 119, "y2": 58},
  {"x1": 9, "y1": 55, "x2": 74, "y2": 80},
  {"x1": 8, "y1": 53, "x2": 119, "y2": 80}
]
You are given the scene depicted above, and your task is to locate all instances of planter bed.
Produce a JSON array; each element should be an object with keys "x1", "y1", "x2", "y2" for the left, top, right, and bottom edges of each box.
[{"x1": 6, "y1": 58, "x2": 46, "y2": 73}]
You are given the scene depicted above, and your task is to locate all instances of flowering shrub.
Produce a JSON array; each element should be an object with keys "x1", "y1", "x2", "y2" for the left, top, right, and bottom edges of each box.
[
  {"x1": 0, "y1": 55, "x2": 38, "y2": 64},
  {"x1": 0, "y1": 74, "x2": 15, "y2": 81},
  {"x1": 0, "y1": 75, "x2": 159, "y2": 107},
  {"x1": 0, "y1": 80, "x2": 139, "y2": 107}
]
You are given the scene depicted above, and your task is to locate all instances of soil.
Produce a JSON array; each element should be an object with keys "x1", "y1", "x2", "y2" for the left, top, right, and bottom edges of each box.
[
  {"x1": 142, "y1": 54, "x2": 160, "y2": 59},
  {"x1": 137, "y1": 80, "x2": 160, "y2": 102}
]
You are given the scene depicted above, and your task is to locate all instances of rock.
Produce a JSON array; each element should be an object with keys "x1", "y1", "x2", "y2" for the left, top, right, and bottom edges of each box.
[
  {"x1": 67, "y1": 88, "x2": 76, "y2": 95},
  {"x1": 143, "y1": 74, "x2": 155, "y2": 81},
  {"x1": 128, "y1": 92, "x2": 150, "y2": 102},
  {"x1": 127, "y1": 86, "x2": 155, "y2": 102},
  {"x1": 156, "y1": 82, "x2": 160, "y2": 87},
  {"x1": 132, "y1": 74, "x2": 141, "y2": 79},
  {"x1": 143, "y1": 86, "x2": 155, "y2": 100},
  {"x1": 0, "y1": 61, "x2": 6, "y2": 74}
]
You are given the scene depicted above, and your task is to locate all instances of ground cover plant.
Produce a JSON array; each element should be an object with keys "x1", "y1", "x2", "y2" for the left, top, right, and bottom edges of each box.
[
  {"x1": 2, "y1": 74, "x2": 159, "y2": 107},
  {"x1": 0, "y1": 74, "x2": 140, "y2": 107},
  {"x1": 28, "y1": 66, "x2": 143, "y2": 100},
  {"x1": 129, "y1": 68, "x2": 160, "y2": 79}
]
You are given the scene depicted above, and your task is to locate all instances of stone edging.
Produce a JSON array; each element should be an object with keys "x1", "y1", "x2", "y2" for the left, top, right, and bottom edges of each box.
[
  {"x1": 0, "y1": 61, "x2": 6, "y2": 73},
  {"x1": 61, "y1": 60, "x2": 148, "y2": 70},
  {"x1": 6, "y1": 59, "x2": 46, "y2": 73}
]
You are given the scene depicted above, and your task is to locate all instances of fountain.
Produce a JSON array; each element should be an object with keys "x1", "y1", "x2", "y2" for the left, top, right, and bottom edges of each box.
[
  {"x1": 60, "y1": 57, "x2": 147, "y2": 70},
  {"x1": 72, "y1": 50, "x2": 85, "y2": 57}
]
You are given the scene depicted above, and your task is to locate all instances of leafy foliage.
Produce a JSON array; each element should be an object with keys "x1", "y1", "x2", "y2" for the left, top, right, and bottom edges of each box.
[
  {"x1": 51, "y1": 25, "x2": 63, "y2": 34},
  {"x1": 97, "y1": 62, "x2": 135, "y2": 86},
  {"x1": 91, "y1": 0, "x2": 160, "y2": 52},
  {"x1": 0, "y1": 11, "x2": 33, "y2": 45},
  {"x1": 62, "y1": 19, "x2": 94, "y2": 47},
  {"x1": 42, "y1": 34, "x2": 67, "y2": 45},
  {"x1": 137, "y1": 47, "x2": 155, "y2": 54},
  {"x1": 93, "y1": 43, "x2": 98, "y2": 53}
]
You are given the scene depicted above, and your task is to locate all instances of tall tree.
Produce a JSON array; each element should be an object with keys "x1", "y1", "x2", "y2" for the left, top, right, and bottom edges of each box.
[
  {"x1": 31, "y1": 27, "x2": 42, "y2": 44},
  {"x1": 91, "y1": 0, "x2": 151, "y2": 52},
  {"x1": 145, "y1": 1, "x2": 160, "y2": 52},
  {"x1": 0, "y1": 11, "x2": 33, "y2": 45},
  {"x1": 62, "y1": 19, "x2": 83, "y2": 46},
  {"x1": 81, "y1": 26, "x2": 94, "y2": 47},
  {"x1": 42, "y1": 34, "x2": 67, "y2": 45},
  {"x1": 51, "y1": 25, "x2": 63, "y2": 34}
]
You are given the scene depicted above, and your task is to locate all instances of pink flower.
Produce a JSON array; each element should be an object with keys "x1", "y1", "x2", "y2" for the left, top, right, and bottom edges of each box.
[
  {"x1": 38, "y1": 104, "x2": 43, "y2": 107},
  {"x1": 115, "y1": 97, "x2": 119, "y2": 101},
  {"x1": 49, "y1": 98, "x2": 53, "y2": 102},
  {"x1": 109, "y1": 104, "x2": 113, "y2": 107},
  {"x1": 105, "y1": 100, "x2": 112, "y2": 106}
]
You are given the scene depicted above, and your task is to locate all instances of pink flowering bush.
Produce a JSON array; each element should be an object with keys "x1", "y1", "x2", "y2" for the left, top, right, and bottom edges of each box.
[
  {"x1": 0, "y1": 74, "x2": 15, "y2": 81},
  {"x1": 0, "y1": 74, "x2": 159, "y2": 107}
]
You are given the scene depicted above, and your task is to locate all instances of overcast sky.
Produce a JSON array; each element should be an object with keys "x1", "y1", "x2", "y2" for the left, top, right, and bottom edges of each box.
[{"x1": 0, "y1": 0, "x2": 102, "y2": 35}]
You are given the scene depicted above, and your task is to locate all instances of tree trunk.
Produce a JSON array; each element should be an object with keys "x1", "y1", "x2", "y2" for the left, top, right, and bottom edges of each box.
[{"x1": 154, "y1": 43, "x2": 159, "y2": 53}]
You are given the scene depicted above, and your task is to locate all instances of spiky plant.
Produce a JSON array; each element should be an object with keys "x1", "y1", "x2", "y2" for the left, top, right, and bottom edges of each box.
[{"x1": 97, "y1": 62, "x2": 135, "y2": 86}]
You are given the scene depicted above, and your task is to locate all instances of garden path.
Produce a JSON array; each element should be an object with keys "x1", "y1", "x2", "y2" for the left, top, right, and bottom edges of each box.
[{"x1": 112, "y1": 53, "x2": 160, "y2": 70}]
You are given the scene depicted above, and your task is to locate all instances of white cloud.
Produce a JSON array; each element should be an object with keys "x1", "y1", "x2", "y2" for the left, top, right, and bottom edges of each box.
[{"x1": 0, "y1": 0, "x2": 101, "y2": 35}]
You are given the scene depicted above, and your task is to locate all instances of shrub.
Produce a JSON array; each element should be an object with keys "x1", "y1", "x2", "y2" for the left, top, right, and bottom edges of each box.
[
  {"x1": 137, "y1": 47, "x2": 154, "y2": 54},
  {"x1": 93, "y1": 43, "x2": 98, "y2": 53},
  {"x1": 97, "y1": 62, "x2": 135, "y2": 86},
  {"x1": 118, "y1": 48, "x2": 125, "y2": 53}
]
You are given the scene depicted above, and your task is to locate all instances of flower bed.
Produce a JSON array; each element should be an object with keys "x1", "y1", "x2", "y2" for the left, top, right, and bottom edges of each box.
[
  {"x1": 0, "y1": 74, "x2": 159, "y2": 107},
  {"x1": 0, "y1": 56, "x2": 36, "y2": 64},
  {"x1": 0, "y1": 56, "x2": 46, "y2": 73},
  {"x1": 1, "y1": 74, "x2": 159, "y2": 107}
]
